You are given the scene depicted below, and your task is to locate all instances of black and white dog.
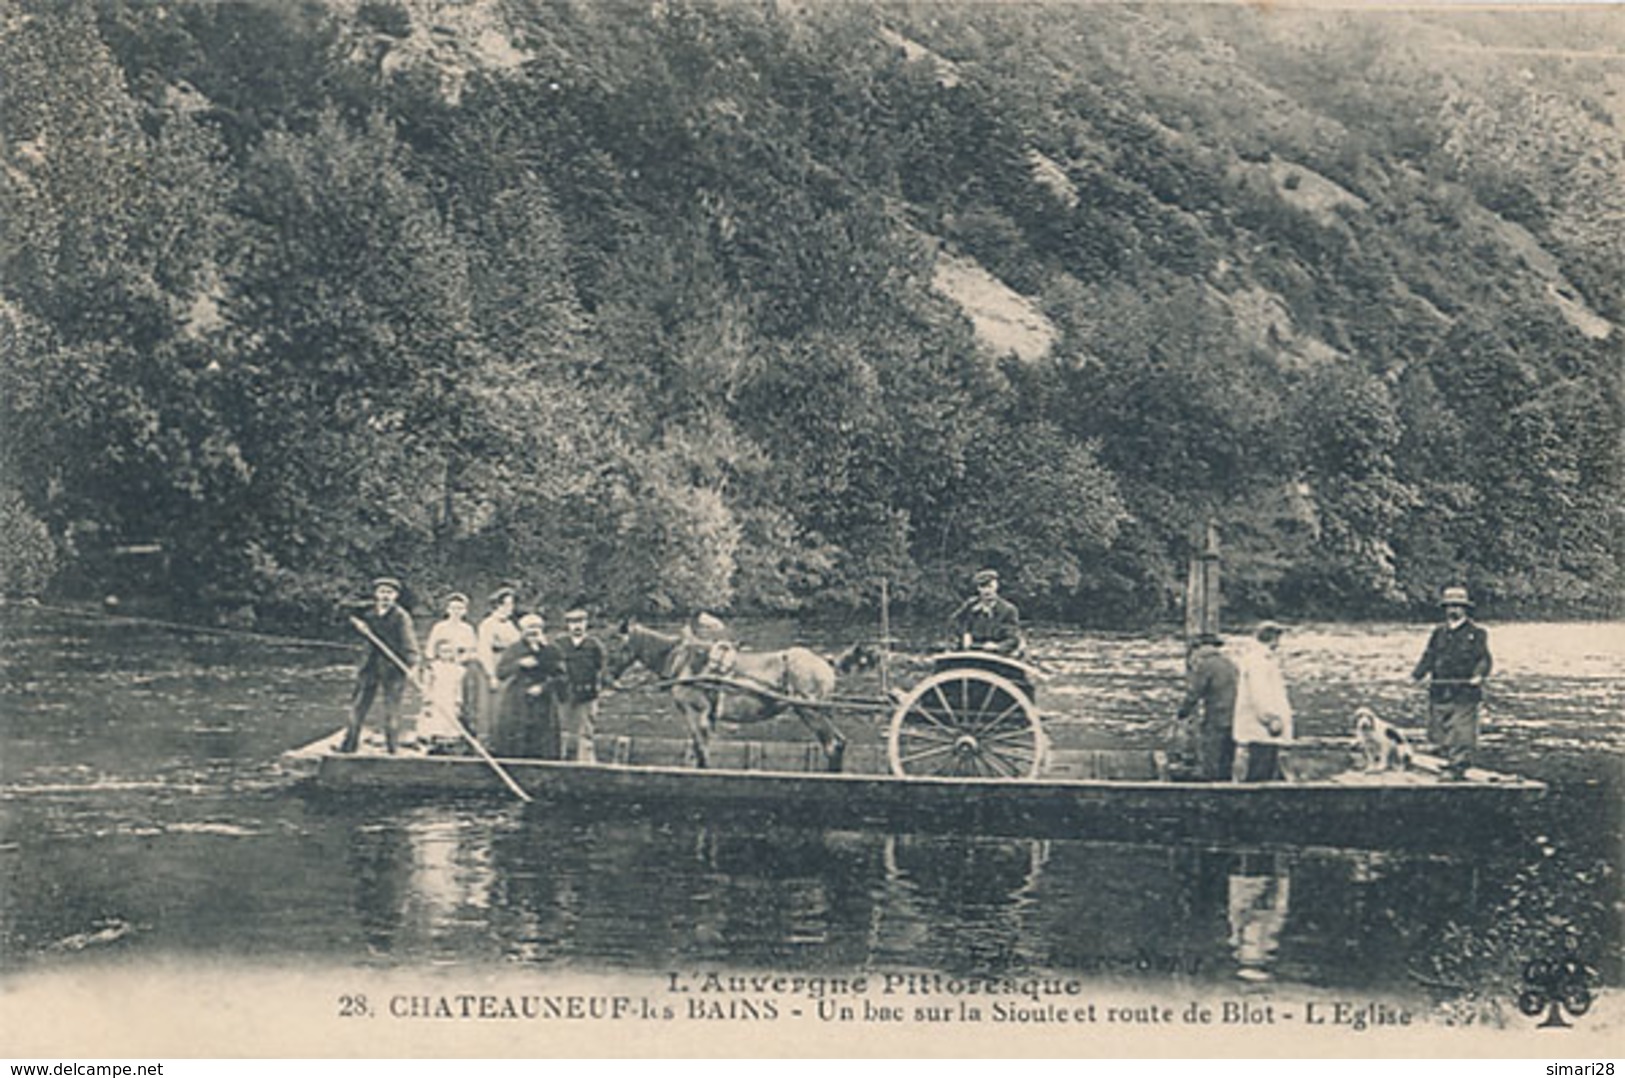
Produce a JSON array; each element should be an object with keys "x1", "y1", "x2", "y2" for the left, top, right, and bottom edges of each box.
[{"x1": 1354, "y1": 707, "x2": 1414, "y2": 772}]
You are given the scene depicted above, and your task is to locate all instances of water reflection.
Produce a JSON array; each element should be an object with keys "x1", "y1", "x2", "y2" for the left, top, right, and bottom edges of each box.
[
  {"x1": 299, "y1": 798, "x2": 1586, "y2": 998},
  {"x1": 1227, "y1": 853, "x2": 1290, "y2": 983},
  {"x1": 347, "y1": 822, "x2": 410, "y2": 956},
  {"x1": 876, "y1": 835, "x2": 1047, "y2": 973}
]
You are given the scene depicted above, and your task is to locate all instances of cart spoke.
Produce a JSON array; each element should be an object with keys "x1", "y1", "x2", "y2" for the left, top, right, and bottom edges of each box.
[
  {"x1": 991, "y1": 748, "x2": 1037, "y2": 768},
  {"x1": 898, "y1": 723, "x2": 958, "y2": 747},
  {"x1": 982, "y1": 725, "x2": 1040, "y2": 744},
  {"x1": 979, "y1": 750, "x2": 1016, "y2": 778},
  {"x1": 900, "y1": 743, "x2": 957, "y2": 766},
  {"x1": 971, "y1": 701, "x2": 1026, "y2": 738},
  {"x1": 928, "y1": 681, "x2": 967, "y2": 729},
  {"x1": 905, "y1": 703, "x2": 958, "y2": 737}
]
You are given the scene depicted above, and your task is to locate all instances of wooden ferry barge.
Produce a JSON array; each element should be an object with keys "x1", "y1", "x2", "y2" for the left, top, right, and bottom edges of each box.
[{"x1": 283, "y1": 725, "x2": 1546, "y2": 849}]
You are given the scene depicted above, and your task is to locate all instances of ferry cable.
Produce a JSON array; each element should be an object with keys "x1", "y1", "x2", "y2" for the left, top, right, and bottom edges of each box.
[{"x1": 7, "y1": 599, "x2": 356, "y2": 652}]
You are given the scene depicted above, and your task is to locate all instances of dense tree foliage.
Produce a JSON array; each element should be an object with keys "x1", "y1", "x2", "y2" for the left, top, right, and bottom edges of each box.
[{"x1": 2, "y1": 0, "x2": 1619, "y2": 622}]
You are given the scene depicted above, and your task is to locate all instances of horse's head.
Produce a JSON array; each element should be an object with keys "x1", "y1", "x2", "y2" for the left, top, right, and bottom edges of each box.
[
  {"x1": 604, "y1": 618, "x2": 690, "y2": 681},
  {"x1": 834, "y1": 641, "x2": 882, "y2": 675},
  {"x1": 603, "y1": 618, "x2": 643, "y2": 680}
]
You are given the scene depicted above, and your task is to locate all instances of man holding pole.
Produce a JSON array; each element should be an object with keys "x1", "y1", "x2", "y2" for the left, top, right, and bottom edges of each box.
[
  {"x1": 1412, "y1": 586, "x2": 1492, "y2": 781},
  {"x1": 341, "y1": 576, "x2": 420, "y2": 754}
]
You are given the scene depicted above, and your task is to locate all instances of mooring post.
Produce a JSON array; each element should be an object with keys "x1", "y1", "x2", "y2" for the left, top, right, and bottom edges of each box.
[{"x1": 1184, "y1": 519, "x2": 1221, "y2": 643}]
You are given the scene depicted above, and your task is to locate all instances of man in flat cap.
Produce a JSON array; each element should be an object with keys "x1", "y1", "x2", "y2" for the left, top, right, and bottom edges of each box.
[
  {"x1": 1412, "y1": 586, "x2": 1492, "y2": 780},
  {"x1": 341, "y1": 576, "x2": 420, "y2": 754},
  {"x1": 556, "y1": 607, "x2": 608, "y2": 764},
  {"x1": 1175, "y1": 632, "x2": 1239, "y2": 781},
  {"x1": 949, "y1": 568, "x2": 1024, "y2": 656}
]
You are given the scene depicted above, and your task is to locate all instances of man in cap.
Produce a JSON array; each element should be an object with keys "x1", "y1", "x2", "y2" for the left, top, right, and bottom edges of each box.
[
  {"x1": 1174, "y1": 632, "x2": 1239, "y2": 781},
  {"x1": 949, "y1": 569, "x2": 1024, "y2": 656},
  {"x1": 341, "y1": 576, "x2": 420, "y2": 754},
  {"x1": 556, "y1": 607, "x2": 608, "y2": 764},
  {"x1": 493, "y1": 612, "x2": 564, "y2": 759},
  {"x1": 1411, "y1": 586, "x2": 1492, "y2": 780}
]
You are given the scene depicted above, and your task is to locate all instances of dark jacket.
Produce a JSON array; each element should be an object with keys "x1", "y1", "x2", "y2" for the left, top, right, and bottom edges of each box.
[
  {"x1": 493, "y1": 638, "x2": 564, "y2": 758},
  {"x1": 558, "y1": 635, "x2": 607, "y2": 703},
  {"x1": 496, "y1": 637, "x2": 564, "y2": 686},
  {"x1": 949, "y1": 594, "x2": 1023, "y2": 654},
  {"x1": 1412, "y1": 620, "x2": 1492, "y2": 703},
  {"x1": 1177, "y1": 645, "x2": 1240, "y2": 728},
  {"x1": 355, "y1": 603, "x2": 419, "y2": 678},
  {"x1": 1177, "y1": 643, "x2": 1240, "y2": 780}
]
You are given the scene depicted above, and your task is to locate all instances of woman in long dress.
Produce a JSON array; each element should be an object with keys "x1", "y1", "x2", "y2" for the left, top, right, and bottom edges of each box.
[
  {"x1": 422, "y1": 592, "x2": 479, "y2": 738},
  {"x1": 492, "y1": 614, "x2": 563, "y2": 759},
  {"x1": 471, "y1": 586, "x2": 522, "y2": 742}
]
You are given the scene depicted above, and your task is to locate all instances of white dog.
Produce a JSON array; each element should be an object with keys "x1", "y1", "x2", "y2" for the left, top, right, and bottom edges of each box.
[{"x1": 1354, "y1": 707, "x2": 1413, "y2": 772}]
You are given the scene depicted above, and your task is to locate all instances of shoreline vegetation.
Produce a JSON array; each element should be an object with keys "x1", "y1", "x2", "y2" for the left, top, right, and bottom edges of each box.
[
  {"x1": 2, "y1": 3, "x2": 1620, "y2": 628},
  {"x1": 4, "y1": 597, "x2": 1620, "y2": 659}
]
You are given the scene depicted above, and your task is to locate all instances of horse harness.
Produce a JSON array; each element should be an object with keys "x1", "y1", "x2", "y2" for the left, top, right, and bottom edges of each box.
[{"x1": 671, "y1": 639, "x2": 795, "y2": 723}]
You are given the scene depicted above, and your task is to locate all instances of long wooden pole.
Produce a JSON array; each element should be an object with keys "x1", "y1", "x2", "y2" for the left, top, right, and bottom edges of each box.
[
  {"x1": 879, "y1": 577, "x2": 892, "y2": 699},
  {"x1": 349, "y1": 616, "x2": 533, "y2": 803}
]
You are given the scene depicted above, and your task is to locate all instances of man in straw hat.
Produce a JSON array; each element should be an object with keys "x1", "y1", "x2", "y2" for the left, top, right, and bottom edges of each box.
[
  {"x1": 341, "y1": 576, "x2": 420, "y2": 754},
  {"x1": 1411, "y1": 586, "x2": 1493, "y2": 781}
]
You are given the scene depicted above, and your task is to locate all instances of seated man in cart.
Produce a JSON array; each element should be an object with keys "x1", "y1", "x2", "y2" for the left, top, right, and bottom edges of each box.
[{"x1": 949, "y1": 569, "x2": 1024, "y2": 657}]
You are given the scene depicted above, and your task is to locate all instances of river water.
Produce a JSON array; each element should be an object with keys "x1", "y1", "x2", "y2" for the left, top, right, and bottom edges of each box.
[{"x1": 2, "y1": 606, "x2": 1620, "y2": 1016}]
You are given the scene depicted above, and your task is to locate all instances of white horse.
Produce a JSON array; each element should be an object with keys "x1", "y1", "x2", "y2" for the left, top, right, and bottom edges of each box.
[{"x1": 608, "y1": 620, "x2": 875, "y2": 771}]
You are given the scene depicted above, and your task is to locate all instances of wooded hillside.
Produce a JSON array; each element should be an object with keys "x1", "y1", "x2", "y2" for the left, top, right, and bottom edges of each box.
[{"x1": 3, "y1": 1, "x2": 1620, "y2": 624}]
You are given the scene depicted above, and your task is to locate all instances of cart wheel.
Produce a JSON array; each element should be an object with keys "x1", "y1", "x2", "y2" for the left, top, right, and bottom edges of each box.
[{"x1": 888, "y1": 669, "x2": 1044, "y2": 779}]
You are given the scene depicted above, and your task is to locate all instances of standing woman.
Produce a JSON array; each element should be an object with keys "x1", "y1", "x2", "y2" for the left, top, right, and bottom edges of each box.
[
  {"x1": 493, "y1": 613, "x2": 564, "y2": 759},
  {"x1": 425, "y1": 592, "x2": 478, "y2": 662},
  {"x1": 423, "y1": 592, "x2": 479, "y2": 737},
  {"x1": 472, "y1": 586, "x2": 522, "y2": 743}
]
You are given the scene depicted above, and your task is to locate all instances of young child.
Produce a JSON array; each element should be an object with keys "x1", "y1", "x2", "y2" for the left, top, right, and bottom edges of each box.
[{"x1": 417, "y1": 637, "x2": 468, "y2": 750}]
